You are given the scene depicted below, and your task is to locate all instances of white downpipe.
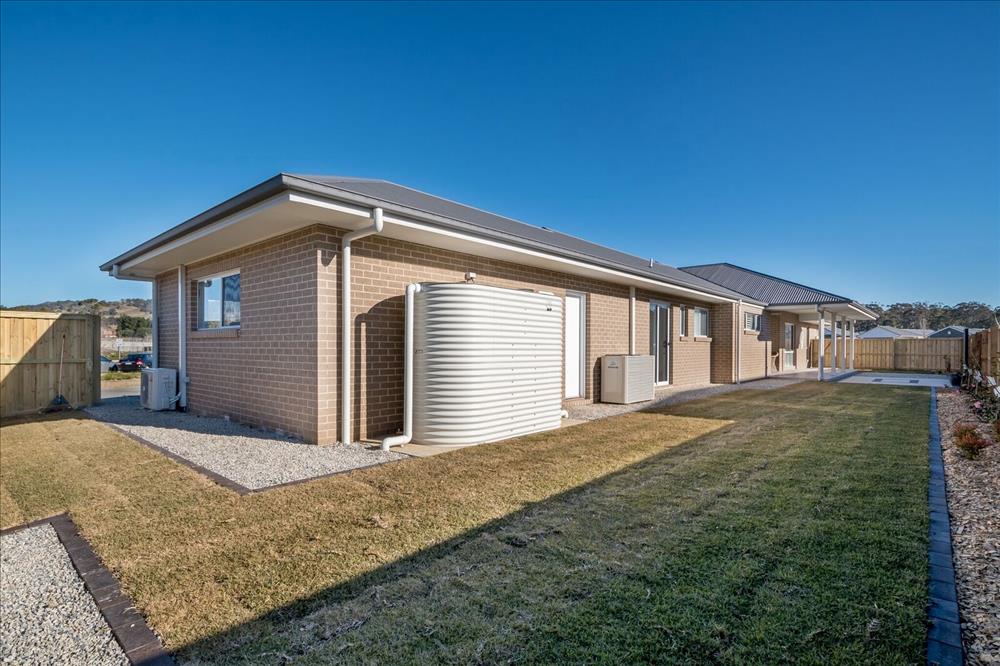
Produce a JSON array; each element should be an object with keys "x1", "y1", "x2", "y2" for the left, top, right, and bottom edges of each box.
[
  {"x1": 177, "y1": 265, "x2": 188, "y2": 408},
  {"x1": 342, "y1": 208, "x2": 384, "y2": 445},
  {"x1": 735, "y1": 300, "x2": 742, "y2": 384},
  {"x1": 850, "y1": 319, "x2": 856, "y2": 371},
  {"x1": 380, "y1": 282, "x2": 420, "y2": 450},
  {"x1": 151, "y1": 279, "x2": 158, "y2": 368},
  {"x1": 628, "y1": 286, "x2": 636, "y2": 355}
]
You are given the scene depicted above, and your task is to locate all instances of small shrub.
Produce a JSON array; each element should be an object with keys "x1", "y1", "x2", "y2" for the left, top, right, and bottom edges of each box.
[{"x1": 952, "y1": 423, "x2": 992, "y2": 459}]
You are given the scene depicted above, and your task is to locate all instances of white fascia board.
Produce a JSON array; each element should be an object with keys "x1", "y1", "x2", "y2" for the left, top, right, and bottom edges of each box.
[
  {"x1": 380, "y1": 212, "x2": 738, "y2": 304},
  {"x1": 114, "y1": 189, "x2": 739, "y2": 304}
]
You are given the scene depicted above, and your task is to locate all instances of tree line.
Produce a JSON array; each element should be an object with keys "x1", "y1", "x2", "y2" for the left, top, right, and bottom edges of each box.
[{"x1": 857, "y1": 302, "x2": 999, "y2": 332}]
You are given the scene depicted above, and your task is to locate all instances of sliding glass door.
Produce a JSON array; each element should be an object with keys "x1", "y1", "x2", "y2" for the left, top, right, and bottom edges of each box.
[{"x1": 649, "y1": 302, "x2": 670, "y2": 384}]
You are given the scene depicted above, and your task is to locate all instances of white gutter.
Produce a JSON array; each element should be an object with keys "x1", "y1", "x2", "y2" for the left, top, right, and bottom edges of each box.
[
  {"x1": 628, "y1": 286, "x2": 636, "y2": 355},
  {"x1": 177, "y1": 265, "x2": 188, "y2": 408},
  {"x1": 381, "y1": 282, "x2": 420, "y2": 450},
  {"x1": 342, "y1": 208, "x2": 384, "y2": 445}
]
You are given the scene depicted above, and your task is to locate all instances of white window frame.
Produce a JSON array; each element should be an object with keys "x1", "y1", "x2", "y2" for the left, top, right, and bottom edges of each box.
[
  {"x1": 679, "y1": 306, "x2": 688, "y2": 337},
  {"x1": 694, "y1": 307, "x2": 710, "y2": 337},
  {"x1": 196, "y1": 269, "x2": 241, "y2": 330},
  {"x1": 744, "y1": 312, "x2": 761, "y2": 332}
]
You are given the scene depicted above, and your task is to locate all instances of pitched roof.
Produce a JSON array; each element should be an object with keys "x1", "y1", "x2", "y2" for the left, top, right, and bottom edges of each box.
[
  {"x1": 288, "y1": 176, "x2": 755, "y2": 301},
  {"x1": 679, "y1": 262, "x2": 869, "y2": 311},
  {"x1": 860, "y1": 326, "x2": 935, "y2": 338},
  {"x1": 930, "y1": 325, "x2": 984, "y2": 337}
]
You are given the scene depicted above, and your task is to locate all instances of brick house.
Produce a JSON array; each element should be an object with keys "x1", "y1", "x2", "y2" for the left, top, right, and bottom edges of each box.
[{"x1": 101, "y1": 174, "x2": 875, "y2": 445}]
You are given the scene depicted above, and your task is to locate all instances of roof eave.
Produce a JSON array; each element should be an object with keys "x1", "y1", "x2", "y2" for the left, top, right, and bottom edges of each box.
[{"x1": 101, "y1": 174, "x2": 757, "y2": 304}]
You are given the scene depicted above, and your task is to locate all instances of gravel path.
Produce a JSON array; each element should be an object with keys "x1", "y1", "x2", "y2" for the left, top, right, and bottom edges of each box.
[
  {"x1": 0, "y1": 525, "x2": 128, "y2": 666},
  {"x1": 86, "y1": 397, "x2": 406, "y2": 491},
  {"x1": 937, "y1": 388, "x2": 999, "y2": 665},
  {"x1": 567, "y1": 375, "x2": 809, "y2": 421}
]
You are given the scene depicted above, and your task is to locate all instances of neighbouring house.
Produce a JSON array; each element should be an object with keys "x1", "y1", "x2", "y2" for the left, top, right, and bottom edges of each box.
[
  {"x1": 679, "y1": 263, "x2": 875, "y2": 379},
  {"x1": 929, "y1": 325, "x2": 984, "y2": 339},
  {"x1": 101, "y1": 174, "x2": 875, "y2": 445},
  {"x1": 858, "y1": 326, "x2": 934, "y2": 340}
]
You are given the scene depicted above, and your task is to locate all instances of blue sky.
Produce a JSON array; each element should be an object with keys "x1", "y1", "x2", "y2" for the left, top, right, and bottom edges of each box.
[{"x1": 2, "y1": 1, "x2": 997, "y2": 307}]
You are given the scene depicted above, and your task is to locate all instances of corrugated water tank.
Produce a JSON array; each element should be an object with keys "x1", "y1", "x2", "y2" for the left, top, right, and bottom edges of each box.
[{"x1": 413, "y1": 283, "x2": 564, "y2": 446}]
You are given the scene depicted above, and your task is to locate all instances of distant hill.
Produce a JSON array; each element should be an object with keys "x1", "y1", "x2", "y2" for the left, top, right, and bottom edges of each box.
[{"x1": 0, "y1": 298, "x2": 151, "y2": 337}]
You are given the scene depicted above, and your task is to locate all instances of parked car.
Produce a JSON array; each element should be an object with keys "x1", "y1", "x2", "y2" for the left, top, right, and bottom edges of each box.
[
  {"x1": 109, "y1": 353, "x2": 152, "y2": 372},
  {"x1": 100, "y1": 355, "x2": 112, "y2": 373}
]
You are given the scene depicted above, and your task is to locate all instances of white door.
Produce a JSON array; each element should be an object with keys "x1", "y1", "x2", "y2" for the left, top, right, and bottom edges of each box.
[
  {"x1": 649, "y1": 301, "x2": 671, "y2": 384},
  {"x1": 564, "y1": 292, "x2": 585, "y2": 398}
]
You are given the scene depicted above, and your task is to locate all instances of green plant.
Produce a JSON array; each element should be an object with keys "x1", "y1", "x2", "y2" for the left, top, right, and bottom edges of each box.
[{"x1": 953, "y1": 423, "x2": 992, "y2": 459}]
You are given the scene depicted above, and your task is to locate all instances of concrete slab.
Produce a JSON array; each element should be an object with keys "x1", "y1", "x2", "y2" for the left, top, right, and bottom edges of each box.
[{"x1": 838, "y1": 372, "x2": 952, "y2": 388}]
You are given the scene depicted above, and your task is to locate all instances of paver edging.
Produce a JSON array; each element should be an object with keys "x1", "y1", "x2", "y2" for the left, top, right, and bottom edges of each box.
[
  {"x1": 1, "y1": 513, "x2": 173, "y2": 666},
  {"x1": 926, "y1": 387, "x2": 964, "y2": 666}
]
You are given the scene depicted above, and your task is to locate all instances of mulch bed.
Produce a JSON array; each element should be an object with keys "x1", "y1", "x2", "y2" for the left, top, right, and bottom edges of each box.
[{"x1": 937, "y1": 388, "x2": 999, "y2": 664}]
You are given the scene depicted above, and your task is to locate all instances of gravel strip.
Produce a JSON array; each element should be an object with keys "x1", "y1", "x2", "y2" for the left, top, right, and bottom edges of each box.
[
  {"x1": 937, "y1": 388, "x2": 999, "y2": 664},
  {"x1": 567, "y1": 375, "x2": 808, "y2": 421},
  {"x1": 85, "y1": 397, "x2": 406, "y2": 491},
  {"x1": 0, "y1": 525, "x2": 128, "y2": 666}
]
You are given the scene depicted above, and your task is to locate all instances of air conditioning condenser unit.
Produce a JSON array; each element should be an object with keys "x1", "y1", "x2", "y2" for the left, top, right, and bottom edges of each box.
[
  {"x1": 140, "y1": 368, "x2": 177, "y2": 411},
  {"x1": 601, "y1": 355, "x2": 655, "y2": 404}
]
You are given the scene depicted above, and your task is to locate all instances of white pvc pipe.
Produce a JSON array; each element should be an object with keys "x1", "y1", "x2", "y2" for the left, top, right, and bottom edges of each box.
[
  {"x1": 735, "y1": 300, "x2": 742, "y2": 384},
  {"x1": 628, "y1": 286, "x2": 636, "y2": 355},
  {"x1": 341, "y1": 208, "x2": 384, "y2": 445},
  {"x1": 177, "y1": 265, "x2": 188, "y2": 408},
  {"x1": 381, "y1": 282, "x2": 420, "y2": 450},
  {"x1": 151, "y1": 276, "x2": 158, "y2": 368}
]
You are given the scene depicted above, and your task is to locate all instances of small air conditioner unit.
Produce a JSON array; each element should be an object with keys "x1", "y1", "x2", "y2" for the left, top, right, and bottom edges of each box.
[
  {"x1": 601, "y1": 355, "x2": 655, "y2": 404},
  {"x1": 140, "y1": 368, "x2": 177, "y2": 411}
]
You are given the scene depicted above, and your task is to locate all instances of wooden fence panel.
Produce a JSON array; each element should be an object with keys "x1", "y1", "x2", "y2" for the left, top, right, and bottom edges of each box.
[
  {"x1": 808, "y1": 337, "x2": 962, "y2": 372},
  {"x1": 0, "y1": 312, "x2": 100, "y2": 417}
]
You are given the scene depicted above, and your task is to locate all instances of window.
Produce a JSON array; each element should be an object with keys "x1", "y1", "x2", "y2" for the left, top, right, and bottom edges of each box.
[
  {"x1": 197, "y1": 271, "x2": 240, "y2": 329},
  {"x1": 679, "y1": 306, "x2": 688, "y2": 337},
  {"x1": 744, "y1": 312, "x2": 761, "y2": 332},
  {"x1": 694, "y1": 308, "x2": 709, "y2": 337},
  {"x1": 784, "y1": 322, "x2": 794, "y2": 349}
]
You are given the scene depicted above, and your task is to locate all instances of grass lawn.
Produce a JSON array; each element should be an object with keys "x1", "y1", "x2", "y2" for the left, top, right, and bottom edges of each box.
[
  {"x1": 101, "y1": 371, "x2": 142, "y2": 381},
  {"x1": 0, "y1": 382, "x2": 929, "y2": 664}
]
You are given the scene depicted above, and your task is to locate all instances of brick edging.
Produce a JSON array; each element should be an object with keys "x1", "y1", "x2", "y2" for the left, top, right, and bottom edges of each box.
[
  {"x1": 1, "y1": 514, "x2": 173, "y2": 666},
  {"x1": 926, "y1": 387, "x2": 964, "y2": 665}
]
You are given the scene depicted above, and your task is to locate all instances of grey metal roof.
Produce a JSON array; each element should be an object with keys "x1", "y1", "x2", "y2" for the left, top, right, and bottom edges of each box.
[
  {"x1": 680, "y1": 262, "x2": 859, "y2": 307},
  {"x1": 291, "y1": 175, "x2": 752, "y2": 301},
  {"x1": 929, "y1": 325, "x2": 983, "y2": 338},
  {"x1": 101, "y1": 173, "x2": 755, "y2": 303}
]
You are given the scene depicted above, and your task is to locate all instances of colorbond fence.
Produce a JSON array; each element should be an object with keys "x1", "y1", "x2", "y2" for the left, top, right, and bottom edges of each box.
[
  {"x1": 809, "y1": 337, "x2": 964, "y2": 372},
  {"x1": 0, "y1": 311, "x2": 101, "y2": 417}
]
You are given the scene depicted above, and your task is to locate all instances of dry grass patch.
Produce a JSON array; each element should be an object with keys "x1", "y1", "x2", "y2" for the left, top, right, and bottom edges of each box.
[{"x1": 0, "y1": 405, "x2": 726, "y2": 653}]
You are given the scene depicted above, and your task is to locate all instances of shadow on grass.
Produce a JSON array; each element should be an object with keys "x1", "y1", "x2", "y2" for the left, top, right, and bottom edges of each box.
[{"x1": 174, "y1": 385, "x2": 928, "y2": 665}]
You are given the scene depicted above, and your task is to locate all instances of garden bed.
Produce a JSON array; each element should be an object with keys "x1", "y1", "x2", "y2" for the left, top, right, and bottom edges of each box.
[{"x1": 937, "y1": 387, "x2": 999, "y2": 664}]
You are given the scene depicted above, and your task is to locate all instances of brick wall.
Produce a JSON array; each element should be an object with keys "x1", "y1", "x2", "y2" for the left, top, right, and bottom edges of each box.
[
  {"x1": 326, "y1": 233, "x2": 637, "y2": 441},
  {"x1": 155, "y1": 270, "x2": 178, "y2": 369},
  {"x1": 739, "y1": 304, "x2": 772, "y2": 381},
  {"x1": 155, "y1": 227, "x2": 323, "y2": 441},
  {"x1": 155, "y1": 225, "x2": 742, "y2": 444}
]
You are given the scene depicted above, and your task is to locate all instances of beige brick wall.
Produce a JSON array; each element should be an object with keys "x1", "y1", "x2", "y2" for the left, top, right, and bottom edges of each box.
[
  {"x1": 155, "y1": 227, "x2": 324, "y2": 442},
  {"x1": 739, "y1": 304, "x2": 772, "y2": 381},
  {"x1": 154, "y1": 225, "x2": 743, "y2": 444}
]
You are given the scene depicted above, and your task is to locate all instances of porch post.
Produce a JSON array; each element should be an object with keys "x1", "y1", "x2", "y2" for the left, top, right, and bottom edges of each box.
[
  {"x1": 849, "y1": 320, "x2": 856, "y2": 370},
  {"x1": 818, "y1": 310, "x2": 826, "y2": 381},
  {"x1": 839, "y1": 318, "x2": 848, "y2": 371},
  {"x1": 830, "y1": 317, "x2": 835, "y2": 373}
]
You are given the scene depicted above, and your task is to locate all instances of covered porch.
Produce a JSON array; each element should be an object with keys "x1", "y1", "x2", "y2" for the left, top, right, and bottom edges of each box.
[{"x1": 766, "y1": 302, "x2": 876, "y2": 381}]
